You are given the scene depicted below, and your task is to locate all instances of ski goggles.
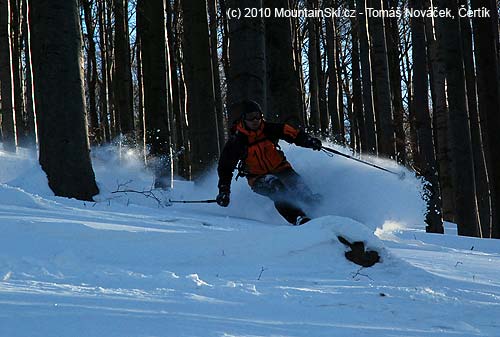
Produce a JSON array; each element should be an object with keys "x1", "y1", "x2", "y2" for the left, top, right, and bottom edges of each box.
[{"x1": 244, "y1": 113, "x2": 263, "y2": 121}]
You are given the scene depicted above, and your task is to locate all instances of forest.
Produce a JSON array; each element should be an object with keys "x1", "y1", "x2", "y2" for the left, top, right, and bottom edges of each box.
[{"x1": 0, "y1": 0, "x2": 498, "y2": 238}]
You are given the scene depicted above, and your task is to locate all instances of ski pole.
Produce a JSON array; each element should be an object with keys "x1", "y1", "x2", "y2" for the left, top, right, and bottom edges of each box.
[
  {"x1": 321, "y1": 146, "x2": 405, "y2": 178},
  {"x1": 168, "y1": 199, "x2": 217, "y2": 204}
]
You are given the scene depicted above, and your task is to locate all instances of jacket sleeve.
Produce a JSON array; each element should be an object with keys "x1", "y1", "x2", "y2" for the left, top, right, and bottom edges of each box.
[
  {"x1": 217, "y1": 134, "x2": 245, "y2": 191},
  {"x1": 266, "y1": 122, "x2": 311, "y2": 147}
]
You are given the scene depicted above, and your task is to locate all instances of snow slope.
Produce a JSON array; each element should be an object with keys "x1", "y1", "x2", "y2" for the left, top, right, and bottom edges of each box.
[{"x1": 0, "y1": 144, "x2": 499, "y2": 337}]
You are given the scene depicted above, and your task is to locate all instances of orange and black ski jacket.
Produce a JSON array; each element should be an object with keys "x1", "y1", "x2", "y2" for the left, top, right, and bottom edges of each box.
[{"x1": 217, "y1": 120, "x2": 311, "y2": 190}]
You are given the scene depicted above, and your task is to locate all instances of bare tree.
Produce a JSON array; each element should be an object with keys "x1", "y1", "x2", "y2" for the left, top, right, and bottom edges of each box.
[
  {"x1": 306, "y1": 0, "x2": 321, "y2": 132},
  {"x1": 181, "y1": 0, "x2": 220, "y2": 179},
  {"x1": 97, "y1": 0, "x2": 111, "y2": 143},
  {"x1": 21, "y1": 0, "x2": 36, "y2": 146},
  {"x1": 10, "y1": 0, "x2": 26, "y2": 146},
  {"x1": 368, "y1": 0, "x2": 394, "y2": 157},
  {"x1": 424, "y1": 0, "x2": 455, "y2": 222},
  {"x1": 459, "y1": 0, "x2": 491, "y2": 237},
  {"x1": 471, "y1": 0, "x2": 500, "y2": 238},
  {"x1": 264, "y1": 0, "x2": 302, "y2": 123},
  {"x1": 325, "y1": 0, "x2": 340, "y2": 139},
  {"x1": 113, "y1": 0, "x2": 135, "y2": 139},
  {"x1": 411, "y1": 0, "x2": 443, "y2": 233},
  {"x1": 82, "y1": 0, "x2": 101, "y2": 145},
  {"x1": 207, "y1": 0, "x2": 225, "y2": 148},
  {"x1": 386, "y1": 0, "x2": 405, "y2": 163},
  {"x1": 29, "y1": 0, "x2": 99, "y2": 200},
  {"x1": 356, "y1": 0, "x2": 377, "y2": 153},
  {"x1": 438, "y1": 0, "x2": 479, "y2": 236},
  {"x1": 0, "y1": 0, "x2": 16, "y2": 152},
  {"x1": 137, "y1": 0, "x2": 173, "y2": 188},
  {"x1": 225, "y1": 0, "x2": 266, "y2": 123},
  {"x1": 349, "y1": 0, "x2": 365, "y2": 152},
  {"x1": 166, "y1": 0, "x2": 190, "y2": 179}
]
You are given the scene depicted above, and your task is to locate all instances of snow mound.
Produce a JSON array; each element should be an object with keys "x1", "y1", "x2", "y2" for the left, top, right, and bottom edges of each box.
[
  {"x1": 0, "y1": 183, "x2": 52, "y2": 209},
  {"x1": 295, "y1": 216, "x2": 390, "y2": 264}
]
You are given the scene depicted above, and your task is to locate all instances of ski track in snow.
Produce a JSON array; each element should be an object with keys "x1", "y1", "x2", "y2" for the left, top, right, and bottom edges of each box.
[{"x1": 0, "y1": 146, "x2": 499, "y2": 337}]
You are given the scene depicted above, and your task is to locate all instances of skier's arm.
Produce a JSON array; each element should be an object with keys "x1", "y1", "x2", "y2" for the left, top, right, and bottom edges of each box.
[
  {"x1": 267, "y1": 123, "x2": 322, "y2": 150},
  {"x1": 217, "y1": 135, "x2": 244, "y2": 192}
]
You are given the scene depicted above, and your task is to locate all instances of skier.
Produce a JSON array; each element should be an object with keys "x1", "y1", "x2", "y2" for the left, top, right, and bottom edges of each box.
[{"x1": 216, "y1": 100, "x2": 322, "y2": 226}]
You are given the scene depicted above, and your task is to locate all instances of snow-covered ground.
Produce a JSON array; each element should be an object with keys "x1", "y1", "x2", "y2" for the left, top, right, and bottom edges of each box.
[{"x1": 0, "y1": 143, "x2": 499, "y2": 337}]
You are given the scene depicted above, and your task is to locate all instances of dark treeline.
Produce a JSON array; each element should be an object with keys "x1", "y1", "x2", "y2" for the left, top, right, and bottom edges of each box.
[{"x1": 0, "y1": 0, "x2": 498, "y2": 238}]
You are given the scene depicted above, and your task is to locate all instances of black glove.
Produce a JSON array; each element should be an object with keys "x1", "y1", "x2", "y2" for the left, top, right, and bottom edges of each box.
[
  {"x1": 305, "y1": 137, "x2": 322, "y2": 151},
  {"x1": 216, "y1": 191, "x2": 230, "y2": 207},
  {"x1": 216, "y1": 185, "x2": 230, "y2": 207}
]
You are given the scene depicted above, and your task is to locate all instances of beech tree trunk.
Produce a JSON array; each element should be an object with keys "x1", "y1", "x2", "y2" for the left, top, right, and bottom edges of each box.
[
  {"x1": 368, "y1": 0, "x2": 394, "y2": 157},
  {"x1": 411, "y1": 0, "x2": 443, "y2": 233},
  {"x1": 181, "y1": 0, "x2": 220, "y2": 179},
  {"x1": 0, "y1": 0, "x2": 16, "y2": 152},
  {"x1": 325, "y1": 6, "x2": 340, "y2": 139},
  {"x1": 356, "y1": 0, "x2": 377, "y2": 153},
  {"x1": 10, "y1": 0, "x2": 25, "y2": 146},
  {"x1": 306, "y1": 0, "x2": 321, "y2": 132},
  {"x1": 82, "y1": 0, "x2": 101, "y2": 145},
  {"x1": 424, "y1": 0, "x2": 456, "y2": 222},
  {"x1": 113, "y1": 0, "x2": 135, "y2": 139},
  {"x1": 471, "y1": 0, "x2": 500, "y2": 238},
  {"x1": 226, "y1": 0, "x2": 266, "y2": 123},
  {"x1": 438, "y1": 0, "x2": 479, "y2": 236},
  {"x1": 137, "y1": 0, "x2": 173, "y2": 188},
  {"x1": 97, "y1": 0, "x2": 111, "y2": 143},
  {"x1": 265, "y1": 0, "x2": 301, "y2": 124},
  {"x1": 350, "y1": 0, "x2": 365, "y2": 152},
  {"x1": 459, "y1": 0, "x2": 491, "y2": 237},
  {"x1": 207, "y1": 0, "x2": 225, "y2": 149},
  {"x1": 30, "y1": 0, "x2": 99, "y2": 200}
]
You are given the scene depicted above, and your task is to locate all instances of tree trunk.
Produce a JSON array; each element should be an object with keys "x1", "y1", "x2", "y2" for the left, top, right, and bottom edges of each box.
[
  {"x1": 291, "y1": 10, "x2": 307, "y2": 125},
  {"x1": 21, "y1": 0, "x2": 36, "y2": 147},
  {"x1": 113, "y1": 0, "x2": 135, "y2": 139},
  {"x1": 181, "y1": 0, "x2": 220, "y2": 179},
  {"x1": 97, "y1": 0, "x2": 111, "y2": 143},
  {"x1": 356, "y1": 0, "x2": 377, "y2": 153},
  {"x1": 342, "y1": 65, "x2": 357, "y2": 150},
  {"x1": 264, "y1": 0, "x2": 302, "y2": 124},
  {"x1": 226, "y1": 0, "x2": 266, "y2": 124},
  {"x1": 471, "y1": 0, "x2": 500, "y2": 238},
  {"x1": 424, "y1": 0, "x2": 455, "y2": 222},
  {"x1": 10, "y1": 0, "x2": 26, "y2": 146},
  {"x1": 386, "y1": 0, "x2": 405, "y2": 163},
  {"x1": 135, "y1": 34, "x2": 145, "y2": 157},
  {"x1": 306, "y1": 0, "x2": 321, "y2": 132},
  {"x1": 166, "y1": 0, "x2": 189, "y2": 179},
  {"x1": 335, "y1": 23, "x2": 345, "y2": 143},
  {"x1": 219, "y1": 0, "x2": 230, "y2": 88},
  {"x1": 29, "y1": 0, "x2": 99, "y2": 200},
  {"x1": 411, "y1": 0, "x2": 444, "y2": 233},
  {"x1": 137, "y1": 0, "x2": 173, "y2": 188},
  {"x1": 318, "y1": 24, "x2": 328, "y2": 137},
  {"x1": 82, "y1": 0, "x2": 101, "y2": 145},
  {"x1": 350, "y1": 0, "x2": 365, "y2": 152},
  {"x1": 106, "y1": 0, "x2": 117, "y2": 139},
  {"x1": 325, "y1": 6, "x2": 340, "y2": 139},
  {"x1": 438, "y1": 0, "x2": 479, "y2": 236},
  {"x1": 0, "y1": 0, "x2": 16, "y2": 152},
  {"x1": 368, "y1": 0, "x2": 394, "y2": 158},
  {"x1": 459, "y1": 0, "x2": 491, "y2": 237},
  {"x1": 207, "y1": 0, "x2": 225, "y2": 149}
]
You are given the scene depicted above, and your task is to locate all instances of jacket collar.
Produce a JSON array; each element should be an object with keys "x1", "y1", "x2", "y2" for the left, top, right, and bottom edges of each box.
[{"x1": 236, "y1": 119, "x2": 265, "y2": 136}]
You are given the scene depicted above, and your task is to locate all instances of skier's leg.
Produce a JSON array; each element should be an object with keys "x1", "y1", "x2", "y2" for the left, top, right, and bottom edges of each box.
[
  {"x1": 276, "y1": 168, "x2": 322, "y2": 206},
  {"x1": 251, "y1": 174, "x2": 307, "y2": 224},
  {"x1": 274, "y1": 202, "x2": 306, "y2": 224}
]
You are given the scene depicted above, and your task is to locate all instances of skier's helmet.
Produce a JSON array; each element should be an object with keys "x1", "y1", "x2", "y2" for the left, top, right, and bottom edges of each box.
[{"x1": 240, "y1": 100, "x2": 262, "y2": 120}]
